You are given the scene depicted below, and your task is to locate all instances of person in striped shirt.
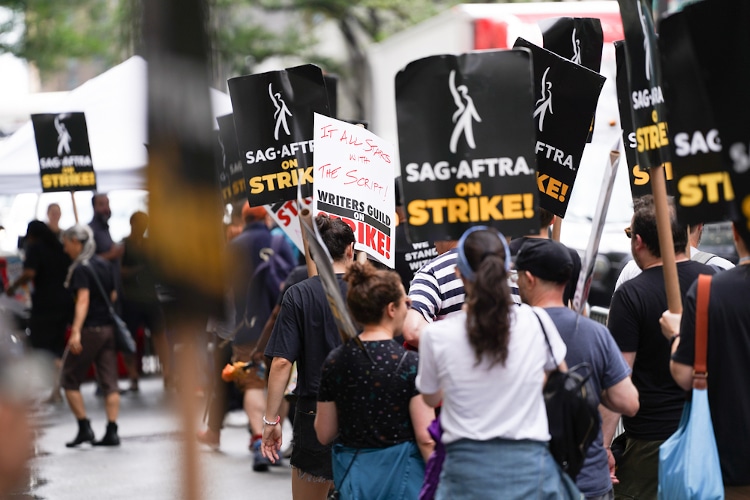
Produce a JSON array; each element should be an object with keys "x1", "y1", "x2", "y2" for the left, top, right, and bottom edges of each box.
[{"x1": 403, "y1": 238, "x2": 520, "y2": 349}]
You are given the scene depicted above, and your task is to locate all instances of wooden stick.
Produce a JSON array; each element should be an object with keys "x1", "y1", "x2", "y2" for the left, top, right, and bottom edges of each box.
[
  {"x1": 299, "y1": 207, "x2": 318, "y2": 278},
  {"x1": 552, "y1": 216, "x2": 562, "y2": 241},
  {"x1": 70, "y1": 192, "x2": 79, "y2": 223},
  {"x1": 650, "y1": 165, "x2": 682, "y2": 314}
]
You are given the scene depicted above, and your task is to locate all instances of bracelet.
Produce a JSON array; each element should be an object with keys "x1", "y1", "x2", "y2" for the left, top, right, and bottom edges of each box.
[
  {"x1": 262, "y1": 415, "x2": 280, "y2": 426},
  {"x1": 670, "y1": 333, "x2": 680, "y2": 345}
]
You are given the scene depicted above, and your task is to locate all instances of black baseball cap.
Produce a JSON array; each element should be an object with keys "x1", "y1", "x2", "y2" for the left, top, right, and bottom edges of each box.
[{"x1": 515, "y1": 238, "x2": 573, "y2": 284}]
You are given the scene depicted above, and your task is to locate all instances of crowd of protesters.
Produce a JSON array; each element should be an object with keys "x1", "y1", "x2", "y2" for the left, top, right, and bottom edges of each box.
[{"x1": 3, "y1": 189, "x2": 749, "y2": 500}]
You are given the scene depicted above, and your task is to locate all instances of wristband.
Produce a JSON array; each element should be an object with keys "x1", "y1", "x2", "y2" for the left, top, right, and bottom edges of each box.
[
  {"x1": 263, "y1": 415, "x2": 281, "y2": 426},
  {"x1": 669, "y1": 333, "x2": 680, "y2": 346}
]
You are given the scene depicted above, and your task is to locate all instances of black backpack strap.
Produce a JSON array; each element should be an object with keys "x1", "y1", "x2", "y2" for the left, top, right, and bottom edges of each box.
[{"x1": 532, "y1": 309, "x2": 558, "y2": 367}]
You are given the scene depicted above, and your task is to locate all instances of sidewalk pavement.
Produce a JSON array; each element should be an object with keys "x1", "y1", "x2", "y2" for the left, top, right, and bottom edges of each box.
[{"x1": 12, "y1": 376, "x2": 293, "y2": 499}]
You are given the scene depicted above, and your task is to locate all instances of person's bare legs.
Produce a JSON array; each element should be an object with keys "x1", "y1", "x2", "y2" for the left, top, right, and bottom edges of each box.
[
  {"x1": 65, "y1": 389, "x2": 86, "y2": 419},
  {"x1": 104, "y1": 391, "x2": 120, "y2": 422},
  {"x1": 291, "y1": 471, "x2": 332, "y2": 500},
  {"x1": 244, "y1": 388, "x2": 265, "y2": 436}
]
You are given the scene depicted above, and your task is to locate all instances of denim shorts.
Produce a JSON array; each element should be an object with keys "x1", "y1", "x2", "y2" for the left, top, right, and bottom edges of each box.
[
  {"x1": 290, "y1": 397, "x2": 333, "y2": 481},
  {"x1": 436, "y1": 438, "x2": 580, "y2": 500}
]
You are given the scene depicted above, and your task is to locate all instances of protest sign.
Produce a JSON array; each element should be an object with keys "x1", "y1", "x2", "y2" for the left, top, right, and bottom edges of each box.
[
  {"x1": 396, "y1": 50, "x2": 538, "y2": 242},
  {"x1": 31, "y1": 112, "x2": 96, "y2": 192},
  {"x1": 667, "y1": 0, "x2": 750, "y2": 233},
  {"x1": 266, "y1": 198, "x2": 308, "y2": 254},
  {"x1": 313, "y1": 113, "x2": 396, "y2": 267},
  {"x1": 323, "y1": 74, "x2": 338, "y2": 119},
  {"x1": 619, "y1": 0, "x2": 682, "y2": 314},
  {"x1": 659, "y1": 10, "x2": 733, "y2": 225},
  {"x1": 215, "y1": 114, "x2": 246, "y2": 204},
  {"x1": 618, "y1": 0, "x2": 670, "y2": 171},
  {"x1": 513, "y1": 38, "x2": 606, "y2": 218},
  {"x1": 540, "y1": 17, "x2": 603, "y2": 142},
  {"x1": 615, "y1": 41, "x2": 674, "y2": 199},
  {"x1": 227, "y1": 65, "x2": 330, "y2": 206},
  {"x1": 540, "y1": 17, "x2": 603, "y2": 71},
  {"x1": 213, "y1": 130, "x2": 231, "y2": 204}
]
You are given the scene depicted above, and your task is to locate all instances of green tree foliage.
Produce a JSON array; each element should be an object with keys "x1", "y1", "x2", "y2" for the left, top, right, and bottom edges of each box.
[
  {"x1": 0, "y1": 0, "x2": 469, "y2": 113},
  {"x1": 0, "y1": 0, "x2": 115, "y2": 73}
]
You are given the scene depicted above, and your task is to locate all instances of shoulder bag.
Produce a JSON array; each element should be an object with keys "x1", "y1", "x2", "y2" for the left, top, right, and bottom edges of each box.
[
  {"x1": 535, "y1": 311, "x2": 600, "y2": 479},
  {"x1": 82, "y1": 261, "x2": 136, "y2": 354},
  {"x1": 657, "y1": 274, "x2": 724, "y2": 500}
]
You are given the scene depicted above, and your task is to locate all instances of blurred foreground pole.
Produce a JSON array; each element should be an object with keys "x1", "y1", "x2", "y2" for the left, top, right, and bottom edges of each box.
[{"x1": 142, "y1": 1, "x2": 225, "y2": 500}]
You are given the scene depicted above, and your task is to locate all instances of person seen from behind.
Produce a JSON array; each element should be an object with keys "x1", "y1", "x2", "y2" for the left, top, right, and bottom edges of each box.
[
  {"x1": 262, "y1": 214, "x2": 355, "y2": 500},
  {"x1": 602, "y1": 194, "x2": 715, "y2": 499},
  {"x1": 5, "y1": 221, "x2": 72, "y2": 403},
  {"x1": 416, "y1": 226, "x2": 579, "y2": 499},
  {"x1": 120, "y1": 211, "x2": 171, "y2": 392},
  {"x1": 315, "y1": 261, "x2": 435, "y2": 498},
  {"x1": 660, "y1": 221, "x2": 750, "y2": 496},
  {"x1": 515, "y1": 238, "x2": 639, "y2": 499}
]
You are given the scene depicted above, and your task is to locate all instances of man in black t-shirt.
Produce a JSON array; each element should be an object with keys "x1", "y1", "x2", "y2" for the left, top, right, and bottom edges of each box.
[
  {"x1": 603, "y1": 195, "x2": 714, "y2": 499},
  {"x1": 663, "y1": 222, "x2": 750, "y2": 490},
  {"x1": 262, "y1": 215, "x2": 355, "y2": 500}
]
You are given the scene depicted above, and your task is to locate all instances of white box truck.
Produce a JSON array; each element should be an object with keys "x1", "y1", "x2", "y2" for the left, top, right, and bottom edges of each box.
[{"x1": 366, "y1": 1, "x2": 633, "y2": 306}]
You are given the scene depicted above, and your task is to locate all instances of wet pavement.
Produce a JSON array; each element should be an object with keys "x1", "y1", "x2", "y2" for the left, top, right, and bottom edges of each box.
[{"x1": 11, "y1": 377, "x2": 293, "y2": 499}]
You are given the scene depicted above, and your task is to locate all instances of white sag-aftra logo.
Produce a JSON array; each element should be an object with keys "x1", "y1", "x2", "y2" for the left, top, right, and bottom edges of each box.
[
  {"x1": 54, "y1": 114, "x2": 72, "y2": 156},
  {"x1": 448, "y1": 70, "x2": 482, "y2": 154},
  {"x1": 638, "y1": 0, "x2": 652, "y2": 81},
  {"x1": 268, "y1": 83, "x2": 292, "y2": 141},
  {"x1": 533, "y1": 67, "x2": 554, "y2": 132},
  {"x1": 571, "y1": 28, "x2": 582, "y2": 65}
]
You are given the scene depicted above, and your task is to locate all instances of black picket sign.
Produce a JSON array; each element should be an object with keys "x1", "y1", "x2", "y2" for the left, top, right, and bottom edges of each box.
[
  {"x1": 618, "y1": 0, "x2": 670, "y2": 171},
  {"x1": 513, "y1": 38, "x2": 606, "y2": 218},
  {"x1": 667, "y1": 0, "x2": 750, "y2": 233},
  {"x1": 659, "y1": 10, "x2": 731, "y2": 225},
  {"x1": 215, "y1": 114, "x2": 246, "y2": 204},
  {"x1": 396, "y1": 50, "x2": 538, "y2": 242},
  {"x1": 540, "y1": 17, "x2": 603, "y2": 143},
  {"x1": 31, "y1": 112, "x2": 96, "y2": 193},
  {"x1": 227, "y1": 64, "x2": 330, "y2": 206}
]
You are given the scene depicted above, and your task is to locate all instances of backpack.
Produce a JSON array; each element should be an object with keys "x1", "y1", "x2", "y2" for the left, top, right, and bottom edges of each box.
[
  {"x1": 234, "y1": 234, "x2": 294, "y2": 345},
  {"x1": 691, "y1": 250, "x2": 724, "y2": 273},
  {"x1": 535, "y1": 312, "x2": 600, "y2": 479}
]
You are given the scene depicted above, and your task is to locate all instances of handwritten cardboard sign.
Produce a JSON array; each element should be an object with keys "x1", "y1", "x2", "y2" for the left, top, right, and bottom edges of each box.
[{"x1": 313, "y1": 113, "x2": 396, "y2": 268}]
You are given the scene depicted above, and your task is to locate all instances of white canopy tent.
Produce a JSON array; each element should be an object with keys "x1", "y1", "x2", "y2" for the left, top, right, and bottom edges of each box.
[{"x1": 0, "y1": 55, "x2": 233, "y2": 195}]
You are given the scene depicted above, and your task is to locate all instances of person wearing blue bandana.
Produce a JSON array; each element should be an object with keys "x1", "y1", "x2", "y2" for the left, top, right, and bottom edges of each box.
[{"x1": 416, "y1": 226, "x2": 580, "y2": 499}]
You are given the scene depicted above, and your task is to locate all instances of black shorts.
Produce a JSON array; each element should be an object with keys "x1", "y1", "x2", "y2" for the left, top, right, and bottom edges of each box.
[
  {"x1": 290, "y1": 397, "x2": 333, "y2": 480},
  {"x1": 61, "y1": 325, "x2": 119, "y2": 396}
]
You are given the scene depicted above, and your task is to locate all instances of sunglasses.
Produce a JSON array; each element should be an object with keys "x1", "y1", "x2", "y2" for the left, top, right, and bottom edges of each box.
[{"x1": 624, "y1": 227, "x2": 632, "y2": 239}]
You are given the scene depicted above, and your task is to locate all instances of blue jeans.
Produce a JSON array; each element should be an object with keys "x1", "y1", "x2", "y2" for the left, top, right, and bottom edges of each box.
[{"x1": 436, "y1": 438, "x2": 581, "y2": 500}]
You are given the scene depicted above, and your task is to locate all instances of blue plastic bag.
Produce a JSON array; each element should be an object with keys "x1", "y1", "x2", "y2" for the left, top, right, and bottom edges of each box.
[{"x1": 658, "y1": 388, "x2": 724, "y2": 500}]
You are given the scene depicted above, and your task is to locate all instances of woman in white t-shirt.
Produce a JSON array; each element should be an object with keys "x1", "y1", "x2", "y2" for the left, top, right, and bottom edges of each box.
[{"x1": 416, "y1": 226, "x2": 578, "y2": 499}]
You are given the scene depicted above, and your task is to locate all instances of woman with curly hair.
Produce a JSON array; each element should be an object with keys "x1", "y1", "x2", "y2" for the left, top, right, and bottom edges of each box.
[
  {"x1": 416, "y1": 226, "x2": 577, "y2": 499},
  {"x1": 315, "y1": 261, "x2": 434, "y2": 499}
]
